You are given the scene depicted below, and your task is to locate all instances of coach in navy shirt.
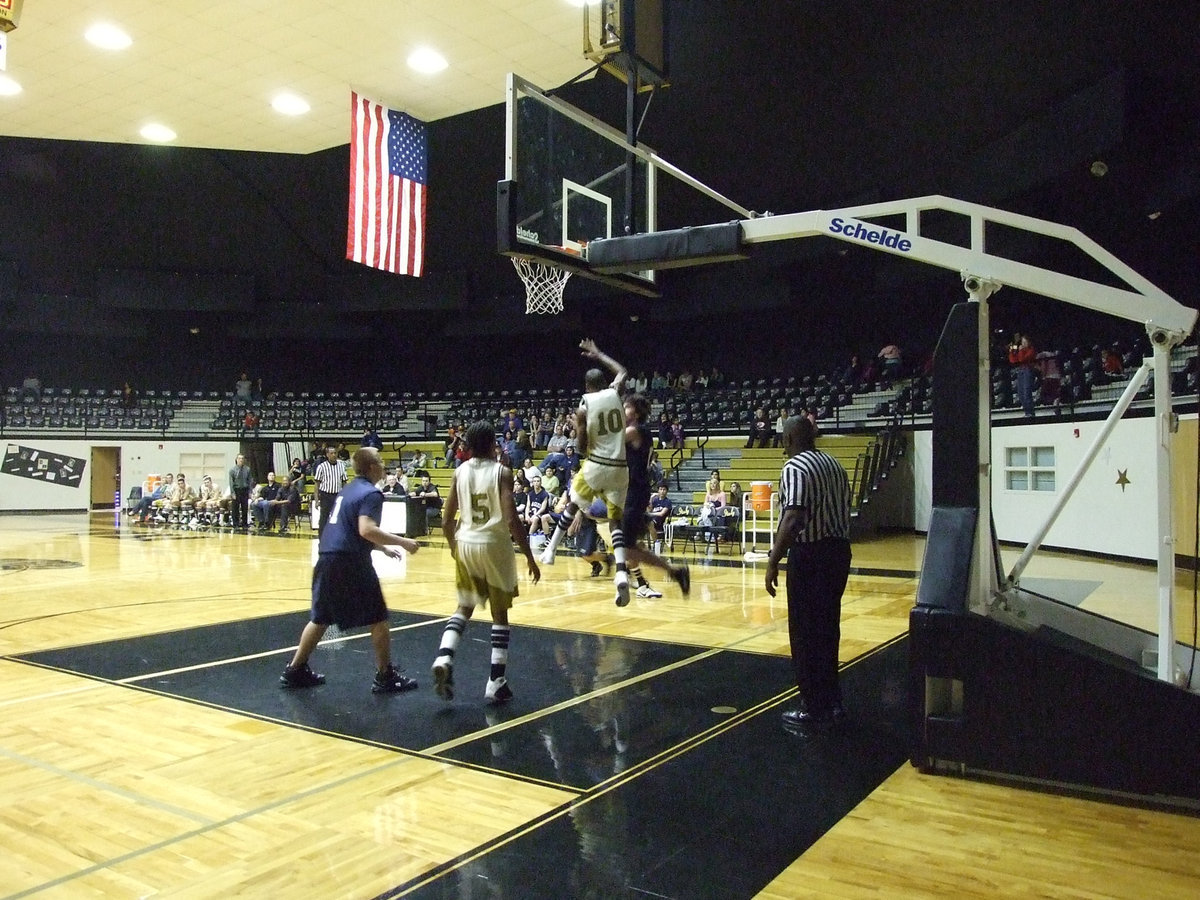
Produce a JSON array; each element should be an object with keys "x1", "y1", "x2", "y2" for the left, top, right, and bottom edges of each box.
[{"x1": 280, "y1": 446, "x2": 420, "y2": 694}]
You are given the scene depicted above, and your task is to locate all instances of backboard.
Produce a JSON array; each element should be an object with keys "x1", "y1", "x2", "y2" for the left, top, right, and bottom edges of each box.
[{"x1": 497, "y1": 73, "x2": 659, "y2": 296}]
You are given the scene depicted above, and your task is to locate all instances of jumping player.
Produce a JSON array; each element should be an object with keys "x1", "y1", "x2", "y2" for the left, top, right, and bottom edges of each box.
[{"x1": 538, "y1": 339, "x2": 632, "y2": 607}]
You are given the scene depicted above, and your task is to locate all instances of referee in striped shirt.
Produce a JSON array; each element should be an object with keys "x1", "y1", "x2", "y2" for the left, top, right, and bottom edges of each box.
[
  {"x1": 314, "y1": 445, "x2": 348, "y2": 538},
  {"x1": 765, "y1": 415, "x2": 852, "y2": 734}
]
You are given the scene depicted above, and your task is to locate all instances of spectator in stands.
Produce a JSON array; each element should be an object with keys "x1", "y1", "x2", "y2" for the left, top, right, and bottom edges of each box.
[
  {"x1": 1102, "y1": 346, "x2": 1124, "y2": 377},
  {"x1": 657, "y1": 412, "x2": 672, "y2": 450},
  {"x1": 509, "y1": 430, "x2": 533, "y2": 471},
  {"x1": 336, "y1": 442, "x2": 351, "y2": 462},
  {"x1": 677, "y1": 369, "x2": 695, "y2": 391},
  {"x1": 505, "y1": 408, "x2": 524, "y2": 434},
  {"x1": 541, "y1": 463, "x2": 561, "y2": 497},
  {"x1": 361, "y1": 425, "x2": 383, "y2": 450},
  {"x1": 521, "y1": 455, "x2": 541, "y2": 487},
  {"x1": 773, "y1": 408, "x2": 787, "y2": 448},
  {"x1": 524, "y1": 473, "x2": 551, "y2": 536},
  {"x1": 512, "y1": 473, "x2": 529, "y2": 519},
  {"x1": 695, "y1": 368, "x2": 710, "y2": 390},
  {"x1": 306, "y1": 442, "x2": 324, "y2": 474},
  {"x1": 709, "y1": 365, "x2": 725, "y2": 388},
  {"x1": 650, "y1": 370, "x2": 667, "y2": 396},
  {"x1": 234, "y1": 372, "x2": 252, "y2": 404},
  {"x1": 634, "y1": 371, "x2": 649, "y2": 394},
  {"x1": 877, "y1": 343, "x2": 903, "y2": 385},
  {"x1": 120, "y1": 382, "x2": 137, "y2": 410},
  {"x1": 412, "y1": 470, "x2": 442, "y2": 528},
  {"x1": 1008, "y1": 332, "x2": 1038, "y2": 417},
  {"x1": 544, "y1": 423, "x2": 568, "y2": 457},
  {"x1": 252, "y1": 472, "x2": 282, "y2": 531},
  {"x1": 727, "y1": 481, "x2": 744, "y2": 512},
  {"x1": 533, "y1": 414, "x2": 553, "y2": 450},
  {"x1": 20, "y1": 374, "x2": 41, "y2": 402},
  {"x1": 288, "y1": 458, "x2": 306, "y2": 488},
  {"x1": 698, "y1": 471, "x2": 725, "y2": 527},
  {"x1": 648, "y1": 450, "x2": 664, "y2": 489},
  {"x1": 1173, "y1": 356, "x2": 1199, "y2": 395},
  {"x1": 805, "y1": 406, "x2": 820, "y2": 432},
  {"x1": 1037, "y1": 350, "x2": 1062, "y2": 409},
  {"x1": 670, "y1": 416, "x2": 685, "y2": 450},
  {"x1": 404, "y1": 448, "x2": 429, "y2": 477},
  {"x1": 841, "y1": 354, "x2": 863, "y2": 386},
  {"x1": 746, "y1": 407, "x2": 771, "y2": 448},
  {"x1": 539, "y1": 435, "x2": 576, "y2": 476}
]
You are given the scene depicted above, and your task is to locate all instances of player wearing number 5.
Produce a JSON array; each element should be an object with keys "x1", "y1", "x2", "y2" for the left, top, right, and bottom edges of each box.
[
  {"x1": 280, "y1": 446, "x2": 420, "y2": 694},
  {"x1": 432, "y1": 422, "x2": 540, "y2": 704},
  {"x1": 538, "y1": 338, "x2": 632, "y2": 606}
]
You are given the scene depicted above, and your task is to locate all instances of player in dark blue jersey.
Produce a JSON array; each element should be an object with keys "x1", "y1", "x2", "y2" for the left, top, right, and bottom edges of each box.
[{"x1": 281, "y1": 446, "x2": 421, "y2": 693}]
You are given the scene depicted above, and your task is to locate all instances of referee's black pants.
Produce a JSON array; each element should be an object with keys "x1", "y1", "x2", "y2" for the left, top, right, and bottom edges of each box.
[
  {"x1": 317, "y1": 490, "x2": 339, "y2": 538},
  {"x1": 785, "y1": 537, "x2": 852, "y2": 716}
]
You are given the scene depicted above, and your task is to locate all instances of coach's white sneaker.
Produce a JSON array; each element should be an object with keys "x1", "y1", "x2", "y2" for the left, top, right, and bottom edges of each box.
[
  {"x1": 636, "y1": 584, "x2": 663, "y2": 599},
  {"x1": 614, "y1": 571, "x2": 631, "y2": 607}
]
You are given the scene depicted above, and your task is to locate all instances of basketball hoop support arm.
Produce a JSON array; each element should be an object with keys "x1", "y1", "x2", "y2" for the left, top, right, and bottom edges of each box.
[{"x1": 739, "y1": 195, "x2": 1196, "y2": 684}]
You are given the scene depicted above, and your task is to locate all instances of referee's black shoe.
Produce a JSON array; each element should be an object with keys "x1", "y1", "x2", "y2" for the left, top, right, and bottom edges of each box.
[{"x1": 373, "y1": 664, "x2": 419, "y2": 693}]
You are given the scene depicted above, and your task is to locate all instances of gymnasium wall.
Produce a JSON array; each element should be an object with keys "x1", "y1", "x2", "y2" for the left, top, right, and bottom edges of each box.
[
  {"x1": 0, "y1": 440, "x2": 240, "y2": 513},
  {"x1": 910, "y1": 413, "x2": 1199, "y2": 563}
]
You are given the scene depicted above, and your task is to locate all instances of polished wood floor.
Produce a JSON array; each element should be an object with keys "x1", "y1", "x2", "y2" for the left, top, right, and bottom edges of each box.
[{"x1": 1, "y1": 512, "x2": 1198, "y2": 898}]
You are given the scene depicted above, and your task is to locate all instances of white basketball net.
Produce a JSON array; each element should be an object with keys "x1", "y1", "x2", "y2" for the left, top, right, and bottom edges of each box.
[{"x1": 512, "y1": 257, "x2": 571, "y2": 315}]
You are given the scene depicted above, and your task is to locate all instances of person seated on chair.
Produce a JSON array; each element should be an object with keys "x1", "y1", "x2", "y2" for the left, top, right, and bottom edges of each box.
[
  {"x1": 271, "y1": 476, "x2": 301, "y2": 535},
  {"x1": 727, "y1": 481, "x2": 744, "y2": 512},
  {"x1": 647, "y1": 483, "x2": 673, "y2": 546},
  {"x1": 404, "y1": 448, "x2": 429, "y2": 477},
  {"x1": 251, "y1": 472, "x2": 283, "y2": 531},
  {"x1": 194, "y1": 475, "x2": 223, "y2": 525},
  {"x1": 524, "y1": 473, "x2": 551, "y2": 536},
  {"x1": 161, "y1": 473, "x2": 195, "y2": 523},
  {"x1": 360, "y1": 425, "x2": 383, "y2": 450},
  {"x1": 133, "y1": 473, "x2": 172, "y2": 523},
  {"x1": 379, "y1": 471, "x2": 406, "y2": 496},
  {"x1": 540, "y1": 444, "x2": 578, "y2": 479},
  {"x1": 411, "y1": 470, "x2": 442, "y2": 527},
  {"x1": 540, "y1": 463, "x2": 562, "y2": 498},
  {"x1": 745, "y1": 408, "x2": 771, "y2": 449},
  {"x1": 698, "y1": 471, "x2": 725, "y2": 525}
]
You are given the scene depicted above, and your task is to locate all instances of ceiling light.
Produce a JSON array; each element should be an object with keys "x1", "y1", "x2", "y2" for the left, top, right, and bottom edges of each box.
[
  {"x1": 1089, "y1": 160, "x2": 1108, "y2": 177},
  {"x1": 407, "y1": 47, "x2": 448, "y2": 74},
  {"x1": 140, "y1": 123, "x2": 177, "y2": 143},
  {"x1": 85, "y1": 23, "x2": 132, "y2": 51},
  {"x1": 271, "y1": 92, "x2": 310, "y2": 116},
  {"x1": 0, "y1": 75, "x2": 21, "y2": 96}
]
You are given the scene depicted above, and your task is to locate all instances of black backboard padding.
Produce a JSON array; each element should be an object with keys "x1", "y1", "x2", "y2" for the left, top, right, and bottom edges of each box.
[{"x1": 588, "y1": 221, "x2": 746, "y2": 273}]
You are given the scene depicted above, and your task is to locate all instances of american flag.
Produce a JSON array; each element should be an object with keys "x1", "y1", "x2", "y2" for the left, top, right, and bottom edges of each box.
[{"x1": 347, "y1": 92, "x2": 427, "y2": 277}]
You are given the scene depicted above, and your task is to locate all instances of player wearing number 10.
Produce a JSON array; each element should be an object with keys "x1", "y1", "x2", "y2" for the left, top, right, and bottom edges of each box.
[{"x1": 539, "y1": 338, "x2": 633, "y2": 607}]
